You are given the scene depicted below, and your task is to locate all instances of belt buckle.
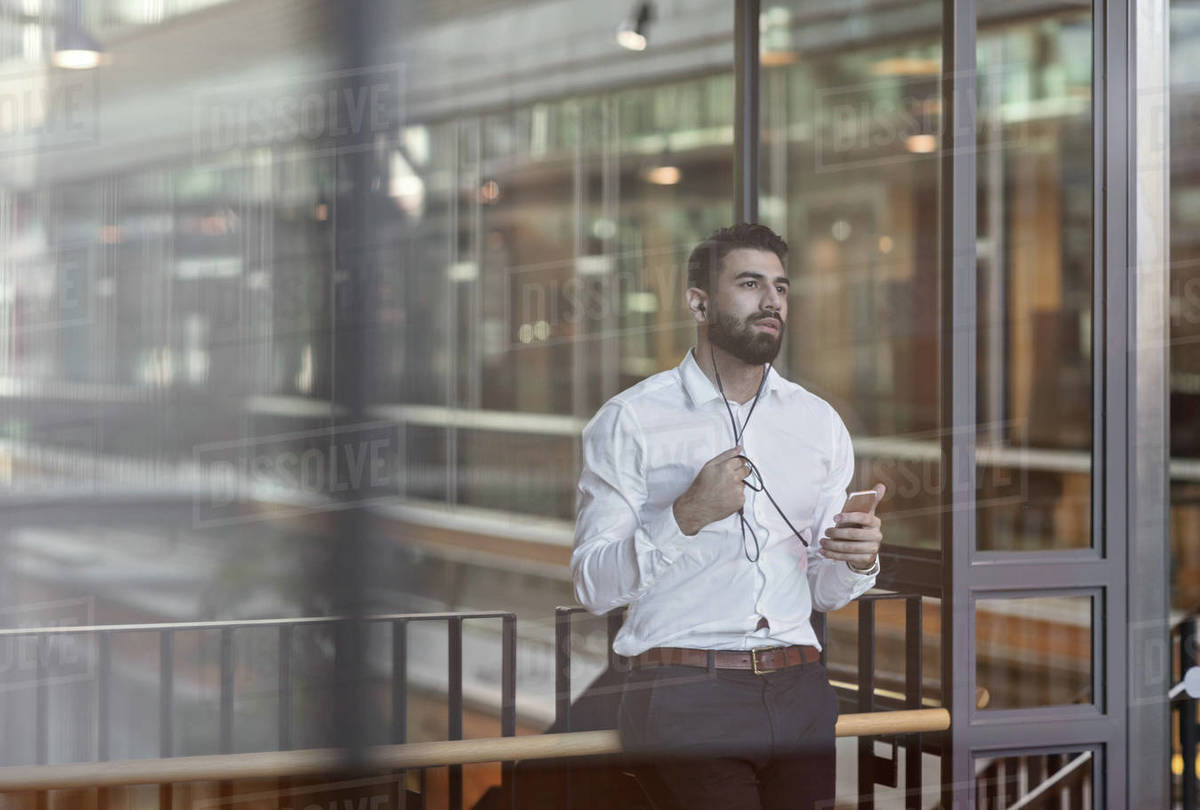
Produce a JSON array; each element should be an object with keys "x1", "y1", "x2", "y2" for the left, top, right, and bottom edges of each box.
[{"x1": 751, "y1": 647, "x2": 777, "y2": 675}]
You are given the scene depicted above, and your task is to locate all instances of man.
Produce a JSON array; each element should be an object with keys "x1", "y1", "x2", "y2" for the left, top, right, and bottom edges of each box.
[{"x1": 571, "y1": 223, "x2": 885, "y2": 810}]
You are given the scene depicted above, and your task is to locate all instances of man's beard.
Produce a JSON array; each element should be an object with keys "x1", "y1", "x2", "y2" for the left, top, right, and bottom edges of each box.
[{"x1": 707, "y1": 309, "x2": 784, "y2": 365}]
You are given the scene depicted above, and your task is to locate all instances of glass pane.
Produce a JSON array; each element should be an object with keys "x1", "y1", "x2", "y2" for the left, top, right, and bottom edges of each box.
[
  {"x1": 974, "y1": 750, "x2": 1094, "y2": 806},
  {"x1": 405, "y1": 425, "x2": 449, "y2": 504},
  {"x1": 760, "y1": 19, "x2": 948, "y2": 804},
  {"x1": 612, "y1": 77, "x2": 737, "y2": 397},
  {"x1": 456, "y1": 429, "x2": 576, "y2": 519},
  {"x1": 399, "y1": 75, "x2": 735, "y2": 519},
  {"x1": 385, "y1": 9, "x2": 737, "y2": 806},
  {"x1": 393, "y1": 122, "x2": 455, "y2": 408},
  {"x1": 760, "y1": 0, "x2": 943, "y2": 553},
  {"x1": 1170, "y1": 4, "x2": 1200, "y2": 614},
  {"x1": 975, "y1": 5, "x2": 1094, "y2": 551},
  {"x1": 975, "y1": 595, "x2": 1093, "y2": 710}
]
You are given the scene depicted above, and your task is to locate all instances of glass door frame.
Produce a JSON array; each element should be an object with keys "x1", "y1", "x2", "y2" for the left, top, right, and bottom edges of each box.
[
  {"x1": 937, "y1": 0, "x2": 1171, "y2": 804},
  {"x1": 734, "y1": 0, "x2": 1172, "y2": 805}
]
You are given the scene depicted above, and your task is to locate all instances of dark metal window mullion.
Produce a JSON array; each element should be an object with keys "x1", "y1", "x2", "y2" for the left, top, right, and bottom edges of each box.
[
  {"x1": 733, "y1": 0, "x2": 759, "y2": 224},
  {"x1": 939, "y1": 0, "x2": 978, "y2": 805}
]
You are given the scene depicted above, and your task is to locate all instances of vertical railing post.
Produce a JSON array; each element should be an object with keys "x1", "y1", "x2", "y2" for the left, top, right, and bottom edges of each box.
[
  {"x1": 555, "y1": 609, "x2": 572, "y2": 731},
  {"x1": 392, "y1": 620, "x2": 408, "y2": 742},
  {"x1": 278, "y1": 624, "x2": 293, "y2": 751},
  {"x1": 98, "y1": 631, "x2": 111, "y2": 762},
  {"x1": 392, "y1": 619, "x2": 408, "y2": 810},
  {"x1": 554, "y1": 608, "x2": 573, "y2": 810},
  {"x1": 857, "y1": 600, "x2": 876, "y2": 809},
  {"x1": 1003, "y1": 758, "x2": 1018, "y2": 807},
  {"x1": 36, "y1": 634, "x2": 48, "y2": 766},
  {"x1": 448, "y1": 617, "x2": 463, "y2": 810},
  {"x1": 1069, "y1": 764, "x2": 1085, "y2": 810},
  {"x1": 905, "y1": 596, "x2": 923, "y2": 810},
  {"x1": 277, "y1": 624, "x2": 293, "y2": 810},
  {"x1": 1046, "y1": 752, "x2": 1063, "y2": 808},
  {"x1": 606, "y1": 610, "x2": 625, "y2": 674},
  {"x1": 220, "y1": 628, "x2": 234, "y2": 754},
  {"x1": 500, "y1": 614, "x2": 516, "y2": 810},
  {"x1": 1027, "y1": 755, "x2": 1045, "y2": 793},
  {"x1": 983, "y1": 761, "x2": 998, "y2": 808},
  {"x1": 219, "y1": 628, "x2": 235, "y2": 806},
  {"x1": 159, "y1": 631, "x2": 173, "y2": 757},
  {"x1": 98, "y1": 630, "x2": 112, "y2": 810},
  {"x1": 159, "y1": 630, "x2": 174, "y2": 810}
]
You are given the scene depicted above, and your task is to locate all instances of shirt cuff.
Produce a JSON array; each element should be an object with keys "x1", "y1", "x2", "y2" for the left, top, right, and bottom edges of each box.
[
  {"x1": 844, "y1": 557, "x2": 880, "y2": 578},
  {"x1": 638, "y1": 503, "x2": 691, "y2": 560}
]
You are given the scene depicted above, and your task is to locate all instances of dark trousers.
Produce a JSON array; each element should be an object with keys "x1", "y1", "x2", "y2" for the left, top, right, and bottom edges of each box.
[{"x1": 617, "y1": 661, "x2": 838, "y2": 810}]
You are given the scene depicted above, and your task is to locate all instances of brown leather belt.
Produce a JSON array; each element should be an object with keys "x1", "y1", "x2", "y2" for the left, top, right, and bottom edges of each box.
[{"x1": 630, "y1": 645, "x2": 820, "y2": 675}]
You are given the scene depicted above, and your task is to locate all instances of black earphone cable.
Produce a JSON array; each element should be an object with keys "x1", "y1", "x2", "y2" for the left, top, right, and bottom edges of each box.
[{"x1": 708, "y1": 343, "x2": 810, "y2": 563}]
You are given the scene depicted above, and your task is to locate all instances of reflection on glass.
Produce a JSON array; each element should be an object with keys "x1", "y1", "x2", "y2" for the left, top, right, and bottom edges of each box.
[
  {"x1": 973, "y1": 749, "x2": 1093, "y2": 805},
  {"x1": 405, "y1": 426, "x2": 450, "y2": 504},
  {"x1": 760, "y1": 1, "x2": 942, "y2": 552},
  {"x1": 1170, "y1": 4, "x2": 1200, "y2": 614},
  {"x1": 3, "y1": 0, "x2": 1188, "y2": 792},
  {"x1": 759, "y1": 4, "x2": 1096, "y2": 554},
  {"x1": 976, "y1": 7, "x2": 1094, "y2": 551},
  {"x1": 456, "y1": 429, "x2": 576, "y2": 519},
  {"x1": 397, "y1": 73, "x2": 735, "y2": 512},
  {"x1": 975, "y1": 595, "x2": 1092, "y2": 710}
]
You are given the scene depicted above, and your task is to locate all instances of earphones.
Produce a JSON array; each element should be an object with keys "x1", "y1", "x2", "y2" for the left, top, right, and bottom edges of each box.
[{"x1": 708, "y1": 342, "x2": 810, "y2": 563}]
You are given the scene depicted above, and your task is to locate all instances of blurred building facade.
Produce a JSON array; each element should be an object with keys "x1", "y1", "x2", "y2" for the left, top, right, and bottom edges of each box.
[{"x1": 0, "y1": 0, "x2": 1193, "y2": 806}]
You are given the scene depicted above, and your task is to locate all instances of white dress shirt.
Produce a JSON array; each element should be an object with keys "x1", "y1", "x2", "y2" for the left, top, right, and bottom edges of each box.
[{"x1": 571, "y1": 349, "x2": 878, "y2": 657}]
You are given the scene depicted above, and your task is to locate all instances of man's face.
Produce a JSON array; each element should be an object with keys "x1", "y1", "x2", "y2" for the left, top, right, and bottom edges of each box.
[{"x1": 705, "y1": 248, "x2": 789, "y2": 365}]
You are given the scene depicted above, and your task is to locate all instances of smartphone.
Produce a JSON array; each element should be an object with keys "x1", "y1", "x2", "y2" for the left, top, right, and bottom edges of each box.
[{"x1": 839, "y1": 489, "x2": 881, "y2": 525}]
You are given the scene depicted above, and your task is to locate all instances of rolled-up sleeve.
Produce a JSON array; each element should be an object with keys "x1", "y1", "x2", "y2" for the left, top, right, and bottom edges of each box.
[
  {"x1": 570, "y1": 402, "x2": 690, "y2": 614},
  {"x1": 806, "y1": 408, "x2": 878, "y2": 612}
]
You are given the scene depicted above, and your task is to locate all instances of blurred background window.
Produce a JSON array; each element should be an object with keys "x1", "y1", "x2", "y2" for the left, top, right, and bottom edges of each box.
[{"x1": 0, "y1": 0, "x2": 1190, "y2": 805}]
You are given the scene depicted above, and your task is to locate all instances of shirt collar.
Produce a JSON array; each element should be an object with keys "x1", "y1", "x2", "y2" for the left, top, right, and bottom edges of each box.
[{"x1": 679, "y1": 347, "x2": 782, "y2": 407}]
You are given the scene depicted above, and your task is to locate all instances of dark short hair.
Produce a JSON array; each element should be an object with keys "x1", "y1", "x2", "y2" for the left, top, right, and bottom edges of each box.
[{"x1": 686, "y1": 223, "x2": 789, "y2": 292}]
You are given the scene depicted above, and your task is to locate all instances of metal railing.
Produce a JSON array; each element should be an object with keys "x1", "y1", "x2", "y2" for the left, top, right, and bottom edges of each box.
[
  {"x1": 0, "y1": 611, "x2": 517, "y2": 810},
  {"x1": 845, "y1": 593, "x2": 927, "y2": 809},
  {"x1": 972, "y1": 751, "x2": 1092, "y2": 809},
  {"x1": 0, "y1": 602, "x2": 1096, "y2": 809},
  {"x1": 0, "y1": 604, "x2": 952, "y2": 810},
  {"x1": 3, "y1": 604, "x2": 947, "y2": 808}
]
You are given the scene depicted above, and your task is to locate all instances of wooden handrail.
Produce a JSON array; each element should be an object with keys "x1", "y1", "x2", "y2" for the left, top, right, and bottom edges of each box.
[
  {"x1": 835, "y1": 708, "x2": 948, "y2": 737},
  {"x1": 0, "y1": 612, "x2": 512, "y2": 637},
  {"x1": 0, "y1": 709, "x2": 950, "y2": 791}
]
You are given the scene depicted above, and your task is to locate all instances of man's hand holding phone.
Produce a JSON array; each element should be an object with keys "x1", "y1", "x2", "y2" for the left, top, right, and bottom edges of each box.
[{"x1": 819, "y1": 483, "x2": 886, "y2": 573}]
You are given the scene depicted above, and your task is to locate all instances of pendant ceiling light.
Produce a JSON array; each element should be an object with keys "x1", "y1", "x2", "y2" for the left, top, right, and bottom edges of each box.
[
  {"x1": 616, "y1": 2, "x2": 655, "y2": 52},
  {"x1": 52, "y1": 1, "x2": 102, "y2": 70}
]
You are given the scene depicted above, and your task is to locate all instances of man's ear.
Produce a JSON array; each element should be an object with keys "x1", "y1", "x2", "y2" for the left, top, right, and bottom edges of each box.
[{"x1": 685, "y1": 288, "x2": 708, "y2": 323}]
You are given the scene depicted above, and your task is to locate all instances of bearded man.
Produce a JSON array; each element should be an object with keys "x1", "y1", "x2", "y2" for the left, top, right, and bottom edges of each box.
[{"x1": 571, "y1": 223, "x2": 885, "y2": 809}]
